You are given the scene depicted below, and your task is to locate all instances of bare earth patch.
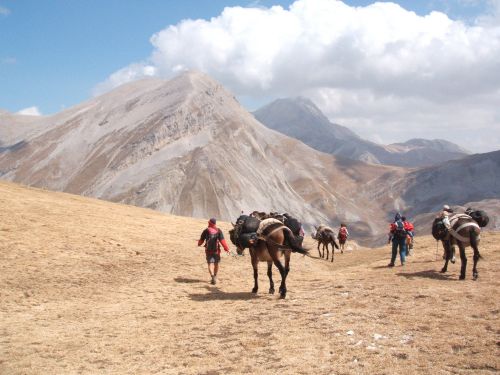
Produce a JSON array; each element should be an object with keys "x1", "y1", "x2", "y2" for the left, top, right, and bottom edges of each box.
[{"x1": 1, "y1": 181, "x2": 499, "y2": 374}]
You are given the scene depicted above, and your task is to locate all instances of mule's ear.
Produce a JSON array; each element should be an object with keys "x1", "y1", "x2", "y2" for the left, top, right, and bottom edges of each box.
[{"x1": 231, "y1": 222, "x2": 235, "y2": 227}]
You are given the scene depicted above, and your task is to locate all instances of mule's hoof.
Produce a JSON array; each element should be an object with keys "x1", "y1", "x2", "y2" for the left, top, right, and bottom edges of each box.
[
  {"x1": 440, "y1": 268, "x2": 447, "y2": 273},
  {"x1": 279, "y1": 291, "x2": 287, "y2": 299},
  {"x1": 251, "y1": 288, "x2": 258, "y2": 293},
  {"x1": 269, "y1": 288, "x2": 275, "y2": 294},
  {"x1": 473, "y1": 273, "x2": 478, "y2": 280},
  {"x1": 459, "y1": 275, "x2": 466, "y2": 280}
]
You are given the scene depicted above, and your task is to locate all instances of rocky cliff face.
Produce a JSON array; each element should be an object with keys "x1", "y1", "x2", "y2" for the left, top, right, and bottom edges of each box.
[{"x1": 253, "y1": 97, "x2": 469, "y2": 167}]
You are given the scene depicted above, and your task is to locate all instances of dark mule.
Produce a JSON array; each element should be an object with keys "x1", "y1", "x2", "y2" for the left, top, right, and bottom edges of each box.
[
  {"x1": 312, "y1": 225, "x2": 339, "y2": 262},
  {"x1": 230, "y1": 218, "x2": 308, "y2": 298},
  {"x1": 432, "y1": 215, "x2": 481, "y2": 280}
]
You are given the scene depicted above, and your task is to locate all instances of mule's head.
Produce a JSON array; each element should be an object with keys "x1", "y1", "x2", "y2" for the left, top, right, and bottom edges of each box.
[{"x1": 432, "y1": 218, "x2": 447, "y2": 241}]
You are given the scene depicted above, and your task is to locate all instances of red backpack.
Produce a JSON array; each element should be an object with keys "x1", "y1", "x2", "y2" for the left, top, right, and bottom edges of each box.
[{"x1": 338, "y1": 227, "x2": 348, "y2": 241}]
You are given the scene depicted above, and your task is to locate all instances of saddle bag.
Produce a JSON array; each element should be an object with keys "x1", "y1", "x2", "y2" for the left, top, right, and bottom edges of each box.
[
  {"x1": 241, "y1": 216, "x2": 260, "y2": 233},
  {"x1": 238, "y1": 232, "x2": 258, "y2": 248},
  {"x1": 284, "y1": 216, "x2": 302, "y2": 236},
  {"x1": 469, "y1": 210, "x2": 489, "y2": 227}
]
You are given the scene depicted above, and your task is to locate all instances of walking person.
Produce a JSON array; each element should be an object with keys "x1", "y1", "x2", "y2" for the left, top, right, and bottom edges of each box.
[
  {"x1": 387, "y1": 213, "x2": 408, "y2": 267},
  {"x1": 198, "y1": 218, "x2": 230, "y2": 285},
  {"x1": 337, "y1": 223, "x2": 349, "y2": 253},
  {"x1": 401, "y1": 216, "x2": 414, "y2": 255}
]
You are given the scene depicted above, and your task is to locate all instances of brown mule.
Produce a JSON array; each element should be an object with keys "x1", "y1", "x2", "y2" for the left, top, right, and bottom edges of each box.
[
  {"x1": 432, "y1": 216, "x2": 481, "y2": 280},
  {"x1": 230, "y1": 220, "x2": 308, "y2": 298},
  {"x1": 312, "y1": 225, "x2": 339, "y2": 262}
]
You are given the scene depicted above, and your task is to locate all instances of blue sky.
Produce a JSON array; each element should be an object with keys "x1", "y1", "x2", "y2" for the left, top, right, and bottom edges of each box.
[{"x1": 1, "y1": 0, "x2": 499, "y2": 151}]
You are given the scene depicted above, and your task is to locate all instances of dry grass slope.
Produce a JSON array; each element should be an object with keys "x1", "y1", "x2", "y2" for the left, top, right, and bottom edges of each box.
[{"x1": 1, "y1": 181, "x2": 499, "y2": 374}]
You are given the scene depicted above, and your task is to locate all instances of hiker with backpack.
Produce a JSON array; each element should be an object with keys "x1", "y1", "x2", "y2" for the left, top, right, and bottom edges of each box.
[
  {"x1": 198, "y1": 217, "x2": 230, "y2": 285},
  {"x1": 401, "y1": 216, "x2": 414, "y2": 255},
  {"x1": 337, "y1": 223, "x2": 349, "y2": 252},
  {"x1": 387, "y1": 213, "x2": 408, "y2": 267}
]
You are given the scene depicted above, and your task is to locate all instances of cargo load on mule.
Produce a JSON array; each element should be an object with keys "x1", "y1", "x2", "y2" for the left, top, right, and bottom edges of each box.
[
  {"x1": 232, "y1": 215, "x2": 260, "y2": 249},
  {"x1": 465, "y1": 208, "x2": 489, "y2": 228},
  {"x1": 282, "y1": 213, "x2": 302, "y2": 236}
]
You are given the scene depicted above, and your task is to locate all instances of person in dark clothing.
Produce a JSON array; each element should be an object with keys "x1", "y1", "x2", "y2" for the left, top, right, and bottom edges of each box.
[
  {"x1": 387, "y1": 213, "x2": 408, "y2": 267},
  {"x1": 198, "y1": 218, "x2": 230, "y2": 285}
]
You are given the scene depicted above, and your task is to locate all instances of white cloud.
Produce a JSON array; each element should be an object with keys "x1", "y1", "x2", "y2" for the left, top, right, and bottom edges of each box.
[
  {"x1": 92, "y1": 63, "x2": 157, "y2": 96},
  {"x1": 96, "y1": 0, "x2": 500, "y2": 152},
  {"x1": 0, "y1": 5, "x2": 10, "y2": 15},
  {"x1": 17, "y1": 106, "x2": 42, "y2": 116}
]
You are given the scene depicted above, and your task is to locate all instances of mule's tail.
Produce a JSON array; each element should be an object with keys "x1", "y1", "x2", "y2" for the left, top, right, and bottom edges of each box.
[
  {"x1": 284, "y1": 229, "x2": 309, "y2": 255},
  {"x1": 469, "y1": 228, "x2": 482, "y2": 259},
  {"x1": 330, "y1": 233, "x2": 339, "y2": 249}
]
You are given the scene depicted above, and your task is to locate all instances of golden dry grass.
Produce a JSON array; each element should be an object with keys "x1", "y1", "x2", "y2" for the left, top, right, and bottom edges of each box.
[{"x1": 0, "y1": 180, "x2": 499, "y2": 374}]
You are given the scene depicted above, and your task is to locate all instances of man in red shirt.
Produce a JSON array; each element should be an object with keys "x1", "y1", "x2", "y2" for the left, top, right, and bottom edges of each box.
[{"x1": 198, "y1": 218, "x2": 230, "y2": 285}]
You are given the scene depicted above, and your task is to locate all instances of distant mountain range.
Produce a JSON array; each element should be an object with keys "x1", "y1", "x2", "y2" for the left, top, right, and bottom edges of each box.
[
  {"x1": 1, "y1": 71, "x2": 498, "y2": 245},
  {"x1": 253, "y1": 97, "x2": 469, "y2": 167}
]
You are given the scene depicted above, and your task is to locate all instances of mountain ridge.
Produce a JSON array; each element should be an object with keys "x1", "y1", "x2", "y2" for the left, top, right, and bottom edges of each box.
[
  {"x1": 1, "y1": 71, "x2": 498, "y2": 245},
  {"x1": 253, "y1": 97, "x2": 470, "y2": 167}
]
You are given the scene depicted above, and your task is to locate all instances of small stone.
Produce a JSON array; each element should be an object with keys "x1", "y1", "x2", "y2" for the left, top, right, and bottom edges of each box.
[{"x1": 347, "y1": 330, "x2": 354, "y2": 336}]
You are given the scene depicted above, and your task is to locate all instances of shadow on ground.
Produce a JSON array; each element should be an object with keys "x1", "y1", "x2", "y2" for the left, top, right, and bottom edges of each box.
[
  {"x1": 174, "y1": 277, "x2": 205, "y2": 284},
  {"x1": 188, "y1": 290, "x2": 262, "y2": 301},
  {"x1": 396, "y1": 269, "x2": 455, "y2": 280}
]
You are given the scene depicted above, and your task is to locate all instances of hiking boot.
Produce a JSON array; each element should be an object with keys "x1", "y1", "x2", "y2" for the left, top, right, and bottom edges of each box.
[
  {"x1": 387, "y1": 263, "x2": 395, "y2": 267},
  {"x1": 210, "y1": 276, "x2": 216, "y2": 285}
]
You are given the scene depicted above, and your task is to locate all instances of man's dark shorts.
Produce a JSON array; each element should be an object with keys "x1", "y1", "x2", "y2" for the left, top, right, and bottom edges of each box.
[{"x1": 206, "y1": 253, "x2": 221, "y2": 264}]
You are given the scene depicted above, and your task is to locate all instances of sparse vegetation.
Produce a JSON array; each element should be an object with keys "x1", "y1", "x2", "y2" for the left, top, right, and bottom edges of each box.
[{"x1": 1, "y1": 181, "x2": 498, "y2": 374}]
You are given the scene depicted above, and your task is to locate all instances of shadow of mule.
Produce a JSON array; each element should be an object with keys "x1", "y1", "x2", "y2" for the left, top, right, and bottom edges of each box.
[
  {"x1": 396, "y1": 269, "x2": 455, "y2": 281},
  {"x1": 188, "y1": 291, "x2": 262, "y2": 301}
]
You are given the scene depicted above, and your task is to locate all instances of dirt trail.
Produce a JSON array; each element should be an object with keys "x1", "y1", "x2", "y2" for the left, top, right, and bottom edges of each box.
[{"x1": 1, "y1": 181, "x2": 499, "y2": 374}]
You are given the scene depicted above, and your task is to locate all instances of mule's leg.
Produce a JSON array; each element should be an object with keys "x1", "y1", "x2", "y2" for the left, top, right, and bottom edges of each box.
[
  {"x1": 270, "y1": 249, "x2": 287, "y2": 298},
  {"x1": 317, "y1": 241, "x2": 322, "y2": 258},
  {"x1": 331, "y1": 241, "x2": 334, "y2": 262},
  {"x1": 458, "y1": 243, "x2": 467, "y2": 280},
  {"x1": 470, "y1": 231, "x2": 480, "y2": 280},
  {"x1": 325, "y1": 243, "x2": 330, "y2": 261},
  {"x1": 267, "y1": 261, "x2": 275, "y2": 294},
  {"x1": 441, "y1": 241, "x2": 450, "y2": 273},
  {"x1": 284, "y1": 251, "x2": 290, "y2": 277},
  {"x1": 251, "y1": 249, "x2": 259, "y2": 293}
]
